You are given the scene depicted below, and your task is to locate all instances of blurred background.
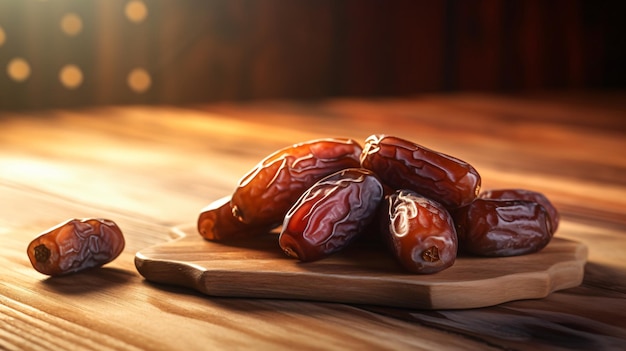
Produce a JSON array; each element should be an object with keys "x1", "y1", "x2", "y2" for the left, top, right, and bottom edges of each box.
[{"x1": 1, "y1": 0, "x2": 624, "y2": 110}]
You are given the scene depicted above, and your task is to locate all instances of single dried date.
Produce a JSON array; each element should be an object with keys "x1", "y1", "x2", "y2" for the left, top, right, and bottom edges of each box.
[
  {"x1": 197, "y1": 196, "x2": 276, "y2": 241},
  {"x1": 360, "y1": 134, "x2": 481, "y2": 209},
  {"x1": 379, "y1": 190, "x2": 457, "y2": 274},
  {"x1": 231, "y1": 138, "x2": 362, "y2": 226},
  {"x1": 27, "y1": 218, "x2": 125, "y2": 276},
  {"x1": 279, "y1": 168, "x2": 384, "y2": 262},
  {"x1": 479, "y1": 188, "x2": 559, "y2": 234},
  {"x1": 453, "y1": 199, "x2": 552, "y2": 257}
]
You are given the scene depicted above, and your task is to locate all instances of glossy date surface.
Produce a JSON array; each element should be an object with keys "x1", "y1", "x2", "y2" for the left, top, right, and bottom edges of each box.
[
  {"x1": 479, "y1": 188, "x2": 560, "y2": 234},
  {"x1": 197, "y1": 196, "x2": 276, "y2": 241},
  {"x1": 279, "y1": 168, "x2": 383, "y2": 262},
  {"x1": 453, "y1": 199, "x2": 552, "y2": 257},
  {"x1": 360, "y1": 134, "x2": 480, "y2": 209},
  {"x1": 27, "y1": 218, "x2": 125, "y2": 276},
  {"x1": 231, "y1": 138, "x2": 362, "y2": 226},
  {"x1": 379, "y1": 190, "x2": 457, "y2": 274}
]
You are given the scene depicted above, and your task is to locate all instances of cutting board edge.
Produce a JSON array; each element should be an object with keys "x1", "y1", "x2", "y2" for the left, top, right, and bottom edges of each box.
[
  {"x1": 133, "y1": 224, "x2": 588, "y2": 310},
  {"x1": 133, "y1": 254, "x2": 587, "y2": 310}
]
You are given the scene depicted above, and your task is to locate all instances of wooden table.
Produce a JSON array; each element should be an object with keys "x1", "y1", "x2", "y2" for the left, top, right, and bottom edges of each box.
[{"x1": 1, "y1": 92, "x2": 625, "y2": 350}]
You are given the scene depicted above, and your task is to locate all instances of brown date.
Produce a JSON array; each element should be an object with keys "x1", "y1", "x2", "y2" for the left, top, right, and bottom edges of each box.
[
  {"x1": 197, "y1": 196, "x2": 275, "y2": 241},
  {"x1": 360, "y1": 134, "x2": 481, "y2": 209},
  {"x1": 279, "y1": 168, "x2": 384, "y2": 262},
  {"x1": 379, "y1": 190, "x2": 458, "y2": 274},
  {"x1": 479, "y1": 188, "x2": 560, "y2": 234},
  {"x1": 453, "y1": 199, "x2": 552, "y2": 257},
  {"x1": 27, "y1": 218, "x2": 125, "y2": 276},
  {"x1": 231, "y1": 138, "x2": 362, "y2": 227}
]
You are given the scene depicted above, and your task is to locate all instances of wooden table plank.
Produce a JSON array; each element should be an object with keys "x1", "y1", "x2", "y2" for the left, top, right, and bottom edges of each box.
[{"x1": 1, "y1": 92, "x2": 625, "y2": 350}]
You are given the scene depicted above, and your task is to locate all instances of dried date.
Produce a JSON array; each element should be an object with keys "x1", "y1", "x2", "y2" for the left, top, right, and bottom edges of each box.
[
  {"x1": 279, "y1": 168, "x2": 384, "y2": 262},
  {"x1": 198, "y1": 196, "x2": 275, "y2": 241},
  {"x1": 479, "y1": 188, "x2": 559, "y2": 234},
  {"x1": 27, "y1": 218, "x2": 125, "y2": 276},
  {"x1": 231, "y1": 138, "x2": 362, "y2": 227},
  {"x1": 379, "y1": 190, "x2": 457, "y2": 274},
  {"x1": 453, "y1": 199, "x2": 552, "y2": 257},
  {"x1": 360, "y1": 134, "x2": 481, "y2": 209}
]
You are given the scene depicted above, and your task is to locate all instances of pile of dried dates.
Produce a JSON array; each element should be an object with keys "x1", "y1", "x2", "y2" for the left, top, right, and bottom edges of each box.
[{"x1": 197, "y1": 135, "x2": 559, "y2": 274}]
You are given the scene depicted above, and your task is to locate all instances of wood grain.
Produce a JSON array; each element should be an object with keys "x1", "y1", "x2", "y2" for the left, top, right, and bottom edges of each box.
[
  {"x1": 136, "y1": 224, "x2": 587, "y2": 310},
  {"x1": 1, "y1": 93, "x2": 625, "y2": 350}
]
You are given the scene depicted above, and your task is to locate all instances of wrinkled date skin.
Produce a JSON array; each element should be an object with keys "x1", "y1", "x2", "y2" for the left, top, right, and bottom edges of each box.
[
  {"x1": 279, "y1": 168, "x2": 384, "y2": 262},
  {"x1": 479, "y1": 188, "x2": 560, "y2": 234},
  {"x1": 198, "y1": 196, "x2": 276, "y2": 241},
  {"x1": 453, "y1": 199, "x2": 552, "y2": 257},
  {"x1": 380, "y1": 190, "x2": 458, "y2": 274},
  {"x1": 360, "y1": 135, "x2": 481, "y2": 209},
  {"x1": 231, "y1": 138, "x2": 362, "y2": 226},
  {"x1": 27, "y1": 218, "x2": 125, "y2": 276}
]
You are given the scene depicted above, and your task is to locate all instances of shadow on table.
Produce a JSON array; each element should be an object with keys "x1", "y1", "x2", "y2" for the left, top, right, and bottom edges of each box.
[
  {"x1": 38, "y1": 267, "x2": 136, "y2": 295},
  {"x1": 582, "y1": 261, "x2": 626, "y2": 294}
]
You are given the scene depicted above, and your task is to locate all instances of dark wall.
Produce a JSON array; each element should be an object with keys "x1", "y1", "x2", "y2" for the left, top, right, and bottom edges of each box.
[{"x1": 1, "y1": 0, "x2": 624, "y2": 110}]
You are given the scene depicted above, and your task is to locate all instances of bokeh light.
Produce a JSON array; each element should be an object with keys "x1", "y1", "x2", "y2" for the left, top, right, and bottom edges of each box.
[
  {"x1": 59, "y1": 64, "x2": 84, "y2": 89},
  {"x1": 7, "y1": 58, "x2": 31, "y2": 82},
  {"x1": 0, "y1": 26, "x2": 6, "y2": 47},
  {"x1": 127, "y1": 68, "x2": 151, "y2": 93},
  {"x1": 125, "y1": 1, "x2": 148, "y2": 23},
  {"x1": 60, "y1": 13, "x2": 83, "y2": 37}
]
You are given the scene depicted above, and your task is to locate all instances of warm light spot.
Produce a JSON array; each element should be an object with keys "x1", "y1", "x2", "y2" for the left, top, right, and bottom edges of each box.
[
  {"x1": 60, "y1": 13, "x2": 83, "y2": 36},
  {"x1": 127, "y1": 68, "x2": 151, "y2": 93},
  {"x1": 7, "y1": 58, "x2": 31, "y2": 82},
  {"x1": 125, "y1": 0, "x2": 148, "y2": 23},
  {"x1": 59, "y1": 64, "x2": 83, "y2": 89},
  {"x1": 0, "y1": 26, "x2": 5, "y2": 47}
]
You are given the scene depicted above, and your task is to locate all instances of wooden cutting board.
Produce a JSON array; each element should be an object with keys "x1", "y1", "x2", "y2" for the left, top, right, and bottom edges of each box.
[{"x1": 134, "y1": 224, "x2": 587, "y2": 309}]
